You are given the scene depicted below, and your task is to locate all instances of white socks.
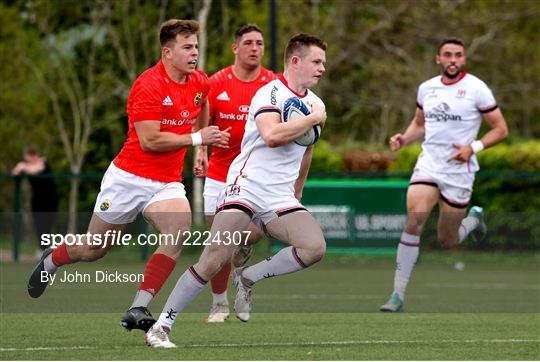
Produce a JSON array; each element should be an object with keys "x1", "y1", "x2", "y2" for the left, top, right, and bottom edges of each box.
[
  {"x1": 212, "y1": 292, "x2": 228, "y2": 306},
  {"x1": 242, "y1": 246, "x2": 307, "y2": 285},
  {"x1": 458, "y1": 216, "x2": 480, "y2": 243},
  {"x1": 43, "y1": 254, "x2": 58, "y2": 274},
  {"x1": 393, "y1": 232, "x2": 420, "y2": 300},
  {"x1": 130, "y1": 290, "x2": 154, "y2": 309},
  {"x1": 156, "y1": 267, "x2": 206, "y2": 330}
]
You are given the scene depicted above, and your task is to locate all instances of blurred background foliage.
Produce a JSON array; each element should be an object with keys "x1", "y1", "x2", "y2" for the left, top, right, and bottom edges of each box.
[{"x1": 0, "y1": 0, "x2": 539, "y2": 216}]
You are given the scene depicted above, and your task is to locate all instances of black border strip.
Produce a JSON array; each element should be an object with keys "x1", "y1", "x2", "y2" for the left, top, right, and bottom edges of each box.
[
  {"x1": 188, "y1": 266, "x2": 207, "y2": 285},
  {"x1": 479, "y1": 104, "x2": 498, "y2": 114},
  {"x1": 254, "y1": 108, "x2": 281, "y2": 119},
  {"x1": 440, "y1": 194, "x2": 468, "y2": 209},
  {"x1": 410, "y1": 181, "x2": 438, "y2": 188},
  {"x1": 276, "y1": 207, "x2": 307, "y2": 217},
  {"x1": 216, "y1": 203, "x2": 254, "y2": 218}
]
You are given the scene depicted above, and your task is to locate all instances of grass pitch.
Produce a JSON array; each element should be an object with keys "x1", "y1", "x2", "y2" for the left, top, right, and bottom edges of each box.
[{"x1": 1, "y1": 250, "x2": 539, "y2": 360}]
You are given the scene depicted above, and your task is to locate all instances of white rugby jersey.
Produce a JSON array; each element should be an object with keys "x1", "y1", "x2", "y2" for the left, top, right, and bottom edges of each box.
[
  {"x1": 226, "y1": 74, "x2": 325, "y2": 197},
  {"x1": 416, "y1": 72, "x2": 497, "y2": 173}
]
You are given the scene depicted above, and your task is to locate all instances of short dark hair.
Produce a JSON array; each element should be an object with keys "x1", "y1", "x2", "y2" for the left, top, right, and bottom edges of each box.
[
  {"x1": 234, "y1": 24, "x2": 263, "y2": 43},
  {"x1": 438, "y1": 37, "x2": 465, "y2": 54},
  {"x1": 159, "y1": 19, "x2": 199, "y2": 48},
  {"x1": 24, "y1": 146, "x2": 39, "y2": 156},
  {"x1": 284, "y1": 33, "x2": 327, "y2": 64}
]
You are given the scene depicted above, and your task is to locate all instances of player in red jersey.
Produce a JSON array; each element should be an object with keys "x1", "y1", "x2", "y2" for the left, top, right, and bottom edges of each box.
[
  {"x1": 194, "y1": 24, "x2": 276, "y2": 323},
  {"x1": 27, "y1": 19, "x2": 230, "y2": 332}
]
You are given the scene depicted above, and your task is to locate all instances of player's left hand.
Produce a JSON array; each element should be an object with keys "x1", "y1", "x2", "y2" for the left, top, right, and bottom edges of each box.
[
  {"x1": 194, "y1": 146, "x2": 208, "y2": 177},
  {"x1": 448, "y1": 143, "x2": 474, "y2": 163}
]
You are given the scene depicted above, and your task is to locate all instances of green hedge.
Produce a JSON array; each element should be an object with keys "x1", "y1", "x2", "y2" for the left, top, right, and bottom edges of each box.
[
  {"x1": 388, "y1": 140, "x2": 540, "y2": 173},
  {"x1": 312, "y1": 140, "x2": 540, "y2": 249},
  {"x1": 311, "y1": 139, "x2": 344, "y2": 173}
]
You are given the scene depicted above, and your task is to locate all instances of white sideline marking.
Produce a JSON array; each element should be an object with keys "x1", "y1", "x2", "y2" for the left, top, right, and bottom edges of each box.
[
  {"x1": 187, "y1": 339, "x2": 540, "y2": 348},
  {"x1": 255, "y1": 294, "x2": 390, "y2": 300},
  {"x1": 1, "y1": 339, "x2": 538, "y2": 352},
  {"x1": 423, "y1": 282, "x2": 540, "y2": 290},
  {"x1": 0, "y1": 346, "x2": 91, "y2": 352}
]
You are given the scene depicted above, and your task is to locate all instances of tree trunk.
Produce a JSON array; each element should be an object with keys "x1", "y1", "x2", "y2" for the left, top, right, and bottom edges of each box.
[{"x1": 67, "y1": 175, "x2": 80, "y2": 233}]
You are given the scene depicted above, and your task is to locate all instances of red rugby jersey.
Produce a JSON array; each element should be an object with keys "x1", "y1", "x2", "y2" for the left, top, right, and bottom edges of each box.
[
  {"x1": 206, "y1": 66, "x2": 276, "y2": 182},
  {"x1": 114, "y1": 60, "x2": 209, "y2": 183}
]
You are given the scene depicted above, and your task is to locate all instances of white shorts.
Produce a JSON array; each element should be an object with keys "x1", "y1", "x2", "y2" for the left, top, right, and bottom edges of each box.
[
  {"x1": 203, "y1": 177, "x2": 226, "y2": 216},
  {"x1": 93, "y1": 163, "x2": 187, "y2": 224},
  {"x1": 215, "y1": 182, "x2": 305, "y2": 228},
  {"x1": 410, "y1": 167, "x2": 475, "y2": 208}
]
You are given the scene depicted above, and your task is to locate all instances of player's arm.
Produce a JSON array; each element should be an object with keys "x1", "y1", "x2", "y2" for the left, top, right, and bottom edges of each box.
[
  {"x1": 257, "y1": 104, "x2": 326, "y2": 148},
  {"x1": 193, "y1": 98, "x2": 210, "y2": 131},
  {"x1": 449, "y1": 108, "x2": 509, "y2": 162},
  {"x1": 389, "y1": 107, "x2": 425, "y2": 151},
  {"x1": 134, "y1": 120, "x2": 223, "y2": 152},
  {"x1": 11, "y1": 162, "x2": 27, "y2": 176},
  {"x1": 11, "y1": 161, "x2": 45, "y2": 175},
  {"x1": 477, "y1": 108, "x2": 509, "y2": 148},
  {"x1": 193, "y1": 99, "x2": 210, "y2": 176},
  {"x1": 294, "y1": 145, "x2": 313, "y2": 200}
]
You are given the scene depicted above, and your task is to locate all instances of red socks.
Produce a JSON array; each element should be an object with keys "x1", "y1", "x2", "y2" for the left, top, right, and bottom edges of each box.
[
  {"x1": 210, "y1": 262, "x2": 231, "y2": 294},
  {"x1": 138, "y1": 253, "x2": 176, "y2": 296},
  {"x1": 51, "y1": 243, "x2": 73, "y2": 266}
]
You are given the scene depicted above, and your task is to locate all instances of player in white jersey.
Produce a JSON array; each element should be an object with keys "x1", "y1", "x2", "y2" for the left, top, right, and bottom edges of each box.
[
  {"x1": 222, "y1": 76, "x2": 324, "y2": 214},
  {"x1": 380, "y1": 38, "x2": 508, "y2": 312},
  {"x1": 144, "y1": 33, "x2": 327, "y2": 348}
]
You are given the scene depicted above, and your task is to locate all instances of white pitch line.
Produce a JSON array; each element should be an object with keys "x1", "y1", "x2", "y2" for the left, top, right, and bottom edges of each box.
[
  {"x1": 0, "y1": 346, "x2": 92, "y2": 352},
  {"x1": 423, "y1": 282, "x2": 540, "y2": 290},
  {"x1": 187, "y1": 339, "x2": 540, "y2": 348},
  {"x1": 1, "y1": 339, "x2": 538, "y2": 352}
]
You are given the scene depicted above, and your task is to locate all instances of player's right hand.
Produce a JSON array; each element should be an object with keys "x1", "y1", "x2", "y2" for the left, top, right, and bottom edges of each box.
[
  {"x1": 200, "y1": 126, "x2": 225, "y2": 147},
  {"x1": 389, "y1": 133, "x2": 405, "y2": 151},
  {"x1": 310, "y1": 103, "x2": 327, "y2": 127},
  {"x1": 213, "y1": 126, "x2": 231, "y2": 149}
]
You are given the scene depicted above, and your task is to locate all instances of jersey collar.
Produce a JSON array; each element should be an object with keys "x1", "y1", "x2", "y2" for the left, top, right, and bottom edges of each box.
[
  {"x1": 277, "y1": 74, "x2": 307, "y2": 98},
  {"x1": 440, "y1": 71, "x2": 467, "y2": 86}
]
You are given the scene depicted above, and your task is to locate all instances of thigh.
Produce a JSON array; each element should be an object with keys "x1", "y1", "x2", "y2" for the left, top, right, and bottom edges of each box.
[
  {"x1": 405, "y1": 184, "x2": 440, "y2": 234},
  {"x1": 406, "y1": 184, "x2": 440, "y2": 213},
  {"x1": 195, "y1": 209, "x2": 253, "y2": 279},
  {"x1": 265, "y1": 210, "x2": 324, "y2": 249},
  {"x1": 144, "y1": 198, "x2": 192, "y2": 258}
]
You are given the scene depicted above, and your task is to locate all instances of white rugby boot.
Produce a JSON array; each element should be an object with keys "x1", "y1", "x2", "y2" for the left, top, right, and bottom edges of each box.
[
  {"x1": 379, "y1": 292, "x2": 404, "y2": 312},
  {"x1": 468, "y1": 206, "x2": 487, "y2": 242},
  {"x1": 144, "y1": 324, "x2": 176, "y2": 348},
  {"x1": 232, "y1": 268, "x2": 252, "y2": 322},
  {"x1": 206, "y1": 302, "x2": 230, "y2": 323}
]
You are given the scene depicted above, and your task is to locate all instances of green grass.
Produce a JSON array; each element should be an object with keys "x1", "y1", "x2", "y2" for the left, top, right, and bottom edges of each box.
[{"x1": 1, "y1": 251, "x2": 539, "y2": 360}]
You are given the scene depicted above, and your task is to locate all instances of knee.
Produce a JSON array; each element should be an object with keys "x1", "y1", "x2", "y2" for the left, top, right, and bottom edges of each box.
[
  {"x1": 302, "y1": 240, "x2": 326, "y2": 265},
  {"x1": 406, "y1": 215, "x2": 426, "y2": 235},
  {"x1": 196, "y1": 247, "x2": 229, "y2": 279},
  {"x1": 246, "y1": 228, "x2": 264, "y2": 245}
]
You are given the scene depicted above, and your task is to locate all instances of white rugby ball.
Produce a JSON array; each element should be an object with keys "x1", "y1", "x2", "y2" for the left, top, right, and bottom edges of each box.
[{"x1": 281, "y1": 97, "x2": 321, "y2": 147}]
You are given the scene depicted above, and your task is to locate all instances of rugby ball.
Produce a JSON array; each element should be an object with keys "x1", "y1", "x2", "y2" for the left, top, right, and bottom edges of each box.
[{"x1": 281, "y1": 97, "x2": 321, "y2": 147}]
